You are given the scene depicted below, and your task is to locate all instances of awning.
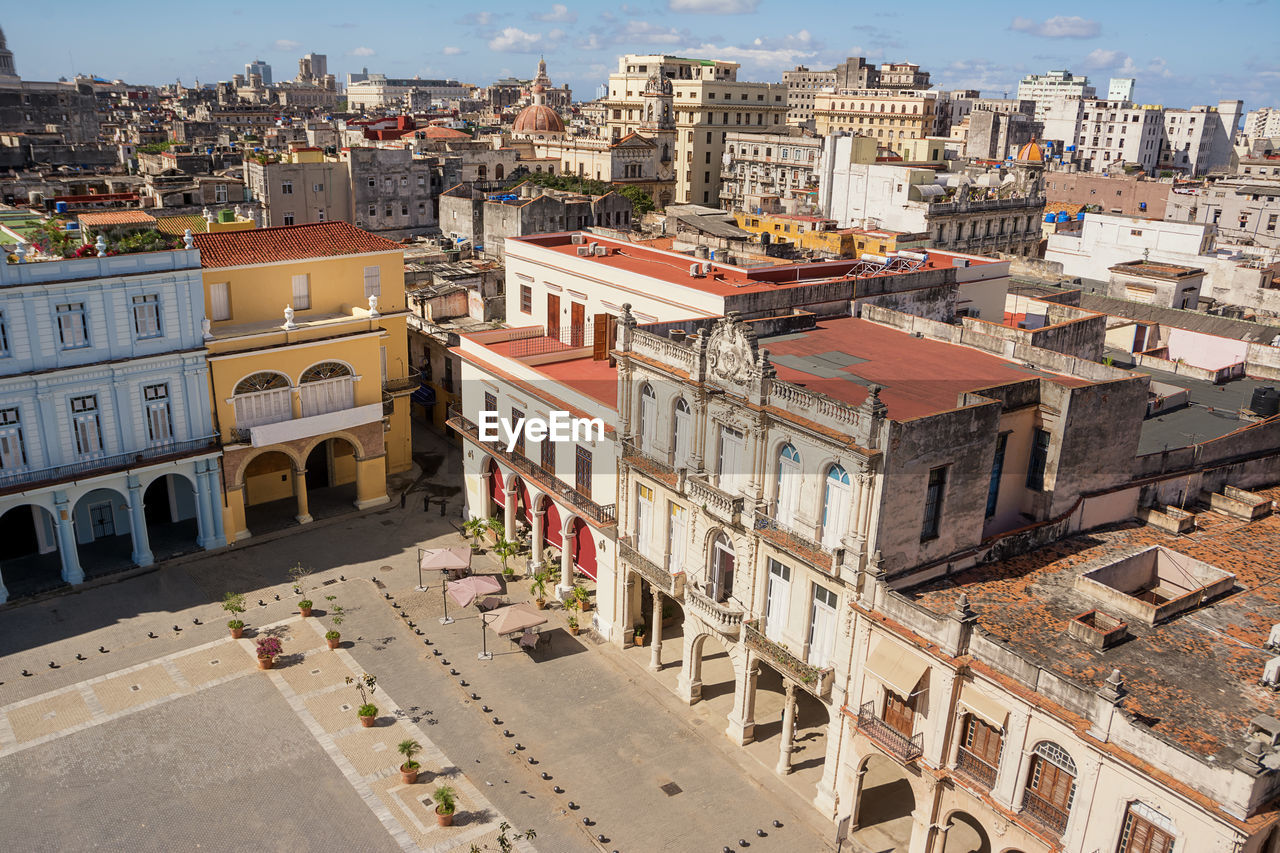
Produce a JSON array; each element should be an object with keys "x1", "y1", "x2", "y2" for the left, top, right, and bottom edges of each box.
[
  {"x1": 958, "y1": 684, "x2": 1008, "y2": 731},
  {"x1": 411, "y1": 384, "x2": 436, "y2": 407},
  {"x1": 864, "y1": 640, "x2": 929, "y2": 698}
]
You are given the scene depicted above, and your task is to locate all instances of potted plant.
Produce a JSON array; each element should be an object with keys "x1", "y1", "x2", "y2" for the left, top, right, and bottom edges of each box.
[
  {"x1": 493, "y1": 537, "x2": 518, "y2": 578},
  {"x1": 299, "y1": 599, "x2": 313, "y2": 617},
  {"x1": 432, "y1": 784, "x2": 457, "y2": 826},
  {"x1": 463, "y1": 517, "x2": 488, "y2": 552},
  {"x1": 633, "y1": 623, "x2": 647, "y2": 647},
  {"x1": 255, "y1": 635, "x2": 283, "y2": 669},
  {"x1": 346, "y1": 672, "x2": 378, "y2": 726},
  {"x1": 288, "y1": 562, "x2": 311, "y2": 595},
  {"x1": 325, "y1": 630, "x2": 342, "y2": 650},
  {"x1": 567, "y1": 614, "x2": 580, "y2": 636},
  {"x1": 572, "y1": 584, "x2": 591, "y2": 613},
  {"x1": 485, "y1": 517, "x2": 505, "y2": 546},
  {"x1": 223, "y1": 592, "x2": 247, "y2": 638},
  {"x1": 398, "y1": 739, "x2": 423, "y2": 784},
  {"x1": 530, "y1": 571, "x2": 549, "y2": 609},
  {"x1": 324, "y1": 594, "x2": 344, "y2": 648}
]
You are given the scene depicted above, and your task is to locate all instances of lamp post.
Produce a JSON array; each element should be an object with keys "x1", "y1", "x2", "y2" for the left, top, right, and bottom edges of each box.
[
  {"x1": 440, "y1": 575, "x2": 453, "y2": 625},
  {"x1": 416, "y1": 548, "x2": 426, "y2": 591},
  {"x1": 478, "y1": 612, "x2": 492, "y2": 660}
]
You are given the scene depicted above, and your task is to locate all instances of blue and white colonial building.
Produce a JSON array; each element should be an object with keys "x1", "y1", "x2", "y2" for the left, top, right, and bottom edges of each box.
[{"x1": 0, "y1": 244, "x2": 224, "y2": 602}]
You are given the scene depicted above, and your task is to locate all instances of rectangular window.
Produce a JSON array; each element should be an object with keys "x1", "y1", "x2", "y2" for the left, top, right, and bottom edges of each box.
[
  {"x1": 636, "y1": 483, "x2": 654, "y2": 558},
  {"x1": 209, "y1": 282, "x2": 231, "y2": 321},
  {"x1": 0, "y1": 310, "x2": 10, "y2": 357},
  {"x1": 143, "y1": 383, "x2": 172, "y2": 444},
  {"x1": 56, "y1": 303, "x2": 89, "y2": 349},
  {"x1": 807, "y1": 584, "x2": 838, "y2": 667},
  {"x1": 717, "y1": 425, "x2": 744, "y2": 493},
  {"x1": 316, "y1": 209, "x2": 325, "y2": 221},
  {"x1": 510, "y1": 408, "x2": 525, "y2": 456},
  {"x1": 1027, "y1": 428, "x2": 1050, "y2": 490},
  {"x1": 765, "y1": 559, "x2": 791, "y2": 641},
  {"x1": 363, "y1": 265, "x2": 381, "y2": 300},
  {"x1": 1118, "y1": 807, "x2": 1175, "y2": 853},
  {"x1": 281, "y1": 181, "x2": 293, "y2": 195},
  {"x1": 575, "y1": 446, "x2": 592, "y2": 498},
  {"x1": 313, "y1": 182, "x2": 324, "y2": 192},
  {"x1": 70, "y1": 395, "x2": 102, "y2": 455},
  {"x1": 282, "y1": 212, "x2": 295, "y2": 226},
  {"x1": 520, "y1": 284, "x2": 532, "y2": 314},
  {"x1": 985, "y1": 433, "x2": 1008, "y2": 518},
  {"x1": 214, "y1": 184, "x2": 228, "y2": 203},
  {"x1": 484, "y1": 391, "x2": 497, "y2": 414},
  {"x1": 921, "y1": 465, "x2": 947, "y2": 540},
  {"x1": 132, "y1": 294, "x2": 161, "y2": 339},
  {"x1": 291, "y1": 274, "x2": 311, "y2": 310},
  {"x1": 540, "y1": 430, "x2": 555, "y2": 473},
  {"x1": 0, "y1": 407, "x2": 27, "y2": 471},
  {"x1": 667, "y1": 503, "x2": 687, "y2": 574},
  {"x1": 883, "y1": 690, "x2": 915, "y2": 738}
]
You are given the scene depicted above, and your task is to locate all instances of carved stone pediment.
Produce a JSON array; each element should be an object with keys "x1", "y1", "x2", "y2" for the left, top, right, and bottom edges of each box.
[{"x1": 705, "y1": 314, "x2": 758, "y2": 390}]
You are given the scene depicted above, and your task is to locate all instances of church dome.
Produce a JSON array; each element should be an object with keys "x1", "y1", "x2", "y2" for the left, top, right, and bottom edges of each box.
[
  {"x1": 513, "y1": 102, "x2": 565, "y2": 134},
  {"x1": 1016, "y1": 138, "x2": 1045, "y2": 162}
]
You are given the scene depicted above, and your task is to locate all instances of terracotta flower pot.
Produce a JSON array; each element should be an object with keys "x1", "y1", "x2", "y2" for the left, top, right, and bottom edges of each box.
[
  {"x1": 435, "y1": 808, "x2": 454, "y2": 827},
  {"x1": 568, "y1": 626, "x2": 580, "y2": 636},
  {"x1": 229, "y1": 626, "x2": 244, "y2": 639},
  {"x1": 257, "y1": 655, "x2": 274, "y2": 670},
  {"x1": 299, "y1": 607, "x2": 313, "y2": 617},
  {"x1": 326, "y1": 637, "x2": 340, "y2": 650},
  {"x1": 535, "y1": 599, "x2": 546, "y2": 610},
  {"x1": 400, "y1": 766, "x2": 419, "y2": 785},
  {"x1": 578, "y1": 601, "x2": 591, "y2": 613},
  {"x1": 359, "y1": 714, "x2": 376, "y2": 728},
  {"x1": 634, "y1": 635, "x2": 645, "y2": 647}
]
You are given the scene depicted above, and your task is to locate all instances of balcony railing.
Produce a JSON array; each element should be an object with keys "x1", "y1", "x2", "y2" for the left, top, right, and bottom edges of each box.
[
  {"x1": 620, "y1": 438, "x2": 677, "y2": 479},
  {"x1": 954, "y1": 747, "x2": 999, "y2": 791},
  {"x1": 743, "y1": 620, "x2": 833, "y2": 697},
  {"x1": 1020, "y1": 789, "x2": 1070, "y2": 838},
  {"x1": 0, "y1": 435, "x2": 219, "y2": 493},
  {"x1": 685, "y1": 585, "x2": 744, "y2": 636},
  {"x1": 382, "y1": 368, "x2": 422, "y2": 395},
  {"x1": 618, "y1": 536, "x2": 685, "y2": 598},
  {"x1": 856, "y1": 701, "x2": 923, "y2": 763},
  {"x1": 687, "y1": 475, "x2": 743, "y2": 527},
  {"x1": 448, "y1": 407, "x2": 616, "y2": 527},
  {"x1": 753, "y1": 512, "x2": 832, "y2": 571}
]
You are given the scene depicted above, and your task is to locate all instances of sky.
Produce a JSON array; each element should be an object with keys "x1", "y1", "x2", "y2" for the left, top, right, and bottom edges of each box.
[{"x1": 5, "y1": 0, "x2": 1278, "y2": 112}]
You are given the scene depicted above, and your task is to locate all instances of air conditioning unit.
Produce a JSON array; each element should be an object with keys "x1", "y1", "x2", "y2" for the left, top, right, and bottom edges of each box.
[
  {"x1": 701, "y1": 261, "x2": 712, "y2": 275},
  {"x1": 576, "y1": 246, "x2": 590, "y2": 257},
  {"x1": 689, "y1": 262, "x2": 703, "y2": 277},
  {"x1": 587, "y1": 242, "x2": 599, "y2": 254},
  {"x1": 570, "y1": 233, "x2": 585, "y2": 244},
  {"x1": 593, "y1": 246, "x2": 607, "y2": 256}
]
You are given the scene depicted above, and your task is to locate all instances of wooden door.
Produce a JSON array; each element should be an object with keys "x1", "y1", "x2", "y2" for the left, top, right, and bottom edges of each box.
[
  {"x1": 1029, "y1": 757, "x2": 1074, "y2": 811},
  {"x1": 570, "y1": 302, "x2": 585, "y2": 346},
  {"x1": 964, "y1": 715, "x2": 1003, "y2": 767},
  {"x1": 1120, "y1": 811, "x2": 1174, "y2": 853},
  {"x1": 547, "y1": 293, "x2": 560, "y2": 341},
  {"x1": 883, "y1": 691, "x2": 914, "y2": 738}
]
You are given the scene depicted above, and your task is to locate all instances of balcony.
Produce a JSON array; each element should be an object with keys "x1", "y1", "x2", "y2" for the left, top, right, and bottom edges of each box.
[
  {"x1": 236, "y1": 403, "x2": 384, "y2": 448},
  {"x1": 0, "y1": 435, "x2": 219, "y2": 495},
  {"x1": 618, "y1": 536, "x2": 685, "y2": 599},
  {"x1": 954, "y1": 747, "x2": 998, "y2": 791},
  {"x1": 382, "y1": 368, "x2": 422, "y2": 395},
  {"x1": 685, "y1": 585, "x2": 744, "y2": 637},
  {"x1": 620, "y1": 438, "x2": 678, "y2": 483},
  {"x1": 448, "y1": 408, "x2": 616, "y2": 527},
  {"x1": 856, "y1": 701, "x2": 923, "y2": 763},
  {"x1": 743, "y1": 620, "x2": 833, "y2": 697},
  {"x1": 687, "y1": 475, "x2": 743, "y2": 527},
  {"x1": 1020, "y1": 790, "x2": 1070, "y2": 838},
  {"x1": 753, "y1": 512, "x2": 832, "y2": 572}
]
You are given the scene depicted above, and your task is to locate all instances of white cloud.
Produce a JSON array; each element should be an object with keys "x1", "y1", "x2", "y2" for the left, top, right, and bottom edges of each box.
[
  {"x1": 1010, "y1": 15, "x2": 1100, "y2": 39},
  {"x1": 442, "y1": 46, "x2": 464, "y2": 56},
  {"x1": 273, "y1": 39, "x2": 301, "y2": 51},
  {"x1": 618, "y1": 21, "x2": 686, "y2": 44},
  {"x1": 533, "y1": 3, "x2": 577, "y2": 22},
  {"x1": 1083, "y1": 48, "x2": 1126, "y2": 69},
  {"x1": 348, "y1": 46, "x2": 376, "y2": 57},
  {"x1": 489, "y1": 27, "x2": 563, "y2": 53},
  {"x1": 460, "y1": 11, "x2": 492, "y2": 26},
  {"x1": 685, "y1": 32, "x2": 820, "y2": 69},
  {"x1": 668, "y1": 0, "x2": 759, "y2": 13}
]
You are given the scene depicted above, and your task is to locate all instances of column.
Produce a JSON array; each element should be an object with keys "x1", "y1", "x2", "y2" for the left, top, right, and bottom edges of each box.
[
  {"x1": 992, "y1": 709, "x2": 1030, "y2": 810},
  {"x1": 294, "y1": 466, "x2": 312, "y2": 524},
  {"x1": 558, "y1": 524, "x2": 575, "y2": 597},
  {"x1": 210, "y1": 464, "x2": 226, "y2": 544},
  {"x1": 502, "y1": 483, "x2": 517, "y2": 539},
  {"x1": 776, "y1": 682, "x2": 798, "y2": 775},
  {"x1": 127, "y1": 475, "x2": 153, "y2": 567},
  {"x1": 1060, "y1": 756, "x2": 1101, "y2": 852},
  {"x1": 530, "y1": 499, "x2": 545, "y2": 570},
  {"x1": 726, "y1": 655, "x2": 758, "y2": 745},
  {"x1": 53, "y1": 492, "x2": 84, "y2": 585},
  {"x1": 0, "y1": 564, "x2": 8, "y2": 604},
  {"x1": 194, "y1": 463, "x2": 215, "y2": 549},
  {"x1": 649, "y1": 589, "x2": 664, "y2": 671},
  {"x1": 813, "y1": 711, "x2": 844, "y2": 818},
  {"x1": 676, "y1": 630, "x2": 703, "y2": 704}
]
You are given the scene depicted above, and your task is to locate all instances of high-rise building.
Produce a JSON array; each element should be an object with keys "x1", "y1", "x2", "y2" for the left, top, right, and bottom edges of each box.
[
  {"x1": 1244, "y1": 106, "x2": 1280, "y2": 140},
  {"x1": 298, "y1": 53, "x2": 327, "y2": 84},
  {"x1": 1107, "y1": 77, "x2": 1135, "y2": 102},
  {"x1": 1016, "y1": 70, "x2": 1096, "y2": 120},
  {"x1": 245, "y1": 59, "x2": 272, "y2": 86}
]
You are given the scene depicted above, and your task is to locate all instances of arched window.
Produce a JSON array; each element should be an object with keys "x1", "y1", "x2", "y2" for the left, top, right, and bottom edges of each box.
[
  {"x1": 1118, "y1": 803, "x2": 1176, "y2": 853},
  {"x1": 232, "y1": 371, "x2": 291, "y2": 429},
  {"x1": 235, "y1": 372, "x2": 289, "y2": 395},
  {"x1": 300, "y1": 362, "x2": 351, "y2": 383},
  {"x1": 708, "y1": 532, "x2": 735, "y2": 602},
  {"x1": 477, "y1": 165, "x2": 487, "y2": 180},
  {"x1": 1023, "y1": 741, "x2": 1077, "y2": 836},
  {"x1": 299, "y1": 362, "x2": 354, "y2": 417},
  {"x1": 820, "y1": 464, "x2": 852, "y2": 549},
  {"x1": 776, "y1": 443, "x2": 801, "y2": 526},
  {"x1": 672, "y1": 397, "x2": 691, "y2": 468},
  {"x1": 637, "y1": 383, "x2": 656, "y2": 449}
]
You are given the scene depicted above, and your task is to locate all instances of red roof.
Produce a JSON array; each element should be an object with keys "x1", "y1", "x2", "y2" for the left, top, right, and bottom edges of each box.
[
  {"x1": 193, "y1": 221, "x2": 401, "y2": 268},
  {"x1": 77, "y1": 210, "x2": 157, "y2": 227}
]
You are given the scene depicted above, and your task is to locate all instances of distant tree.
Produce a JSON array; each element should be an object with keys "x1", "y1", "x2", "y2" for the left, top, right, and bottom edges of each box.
[{"x1": 137, "y1": 141, "x2": 171, "y2": 155}]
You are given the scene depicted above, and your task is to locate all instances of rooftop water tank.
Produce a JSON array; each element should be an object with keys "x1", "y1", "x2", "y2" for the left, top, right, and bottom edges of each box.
[
  {"x1": 1044, "y1": 213, "x2": 1056, "y2": 223},
  {"x1": 1251, "y1": 387, "x2": 1280, "y2": 418},
  {"x1": 1077, "y1": 212, "x2": 1086, "y2": 220},
  {"x1": 55, "y1": 201, "x2": 68, "y2": 213},
  {"x1": 1056, "y1": 212, "x2": 1069, "y2": 223}
]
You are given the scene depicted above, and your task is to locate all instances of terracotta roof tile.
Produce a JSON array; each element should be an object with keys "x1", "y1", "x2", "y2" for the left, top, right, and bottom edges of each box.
[
  {"x1": 154, "y1": 214, "x2": 208, "y2": 236},
  {"x1": 193, "y1": 221, "x2": 401, "y2": 268},
  {"x1": 76, "y1": 210, "x2": 157, "y2": 227}
]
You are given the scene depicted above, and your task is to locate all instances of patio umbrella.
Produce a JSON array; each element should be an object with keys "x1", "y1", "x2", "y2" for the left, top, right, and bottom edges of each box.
[
  {"x1": 418, "y1": 545, "x2": 473, "y2": 623},
  {"x1": 447, "y1": 575, "x2": 503, "y2": 608},
  {"x1": 482, "y1": 601, "x2": 548, "y2": 636}
]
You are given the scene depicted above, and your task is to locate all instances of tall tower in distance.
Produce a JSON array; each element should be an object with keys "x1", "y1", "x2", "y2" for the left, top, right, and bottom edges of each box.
[{"x1": 0, "y1": 25, "x2": 18, "y2": 80}]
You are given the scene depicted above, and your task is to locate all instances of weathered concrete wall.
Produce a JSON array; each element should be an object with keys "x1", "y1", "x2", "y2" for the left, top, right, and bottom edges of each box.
[
  {"x1": 1049, "y1": 377, "x2": 1149, "y2": 517},
  {"x1": 1246, "y1": 342, "x2": 1280, "y2": 380},
  {"x1": 857, "y1": 283, "x2": 956, "y2": 323},
  {"x1": 1135, "y1": 417, "x2": 1280, "y2": 479}
]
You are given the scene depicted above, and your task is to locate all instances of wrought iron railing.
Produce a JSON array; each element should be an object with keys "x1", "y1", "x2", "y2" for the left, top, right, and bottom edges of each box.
[
  {"x1": 618, "y1": 536, "x2": 683, "y2": 598},
  {"x1": 752, "y1": 511, "x2": 832, "y2": 570},
  {"x1": 856, "y1": 701, "x2": 923, "y2": 763},
  {"x1": 448, "y1": 406, "x2": 616, "y2": 526},
  {"x1": 685, "y1": 585, "x2": 744, "y2": 635},
  {"x1": 382, "y1": 368, "x2": 421, "y2": 394},
  {"x1": 620, "y1": 438, "x2": 676, "y2": 478},
  {"x1": 1020, "y1": 789, "x2": 1070, "y2": 837},
  {"x1": 743, "y1": 620, "x2": 833, "y2": 697},
  {"x1": 954, "y1": 747, "x2": 999, "y2": 790},
  {"x1": 0, "y1": 435, "x2": 219, "y2": 492}
]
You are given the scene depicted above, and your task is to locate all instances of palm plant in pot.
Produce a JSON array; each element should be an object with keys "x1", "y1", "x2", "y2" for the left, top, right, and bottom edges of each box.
[
  {"x1": 398, "y1": 739, "x2": 422, "y2": 784},
  {"x1": 432, "y1": 784, "x2": 457, "y2": 826},
  {"x1": 493, "y1": 537, "x2": 518, "y2": 578},
  {"x1": 530, "y1": 571, "x2": 549, "y2": 609},
  {"x1": 345, "y1": 672, "x2": 378, "y2": 726},
  {"x1": 255, "y1": 635, "x2": 283, "y2": 669},
  {"x1": 572, "y1": 583, "x2": 591, "y2": 613},
  {"x1": 633, "y1": 623, "x2": 647, "y2": 647},
  {"x1": 462, "y1": 517, "x2": 488, "y2": 552},
  {"x1": 223, "y1": 592, "x2": 247, "y2": 638},
  {"x1": 566, "y1": 613, "x2": 579, "y2": 636}
]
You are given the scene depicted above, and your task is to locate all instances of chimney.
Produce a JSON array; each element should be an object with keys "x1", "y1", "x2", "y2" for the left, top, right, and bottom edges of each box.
[{"x1": 669, "y1": 329, "x2": 687, "y2": 342}]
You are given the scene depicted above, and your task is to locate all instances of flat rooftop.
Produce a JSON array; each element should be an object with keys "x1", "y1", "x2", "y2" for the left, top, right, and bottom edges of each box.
[
  {"x1": 514, "y1": 232, "x2": 991, "y2": 298},
  {"x1": 474, "y1": 336, "x2": 618, "y2": 409},
  {"x1": 909, "y1": 485, "x2": 1280, "y2": 763},
  {"x1": 755, "y1": 317, "x2": 1090, "y2": 421}
]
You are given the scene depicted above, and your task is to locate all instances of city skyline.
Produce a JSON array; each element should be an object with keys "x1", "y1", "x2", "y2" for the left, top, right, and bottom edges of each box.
[{"x1": 6, "y1": 0, "x2": 1278, "y2": 110}]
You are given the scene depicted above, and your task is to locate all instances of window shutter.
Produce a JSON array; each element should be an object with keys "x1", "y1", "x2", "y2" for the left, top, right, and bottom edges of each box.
[
  {"x1": 210, "y1": 283, "x2": 231, "y2": 321},
  {"x1": 291, "y1": 274, "x2": 310, "y2": 310}
]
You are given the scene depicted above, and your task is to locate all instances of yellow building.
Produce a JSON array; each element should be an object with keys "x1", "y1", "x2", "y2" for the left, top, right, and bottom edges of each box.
[
  {"x1": 193, "y1": 222, "x2": 414, "y2": 541},
  {"x1": 732, "y1": 213, "x2": 931, "y2": 257},
  {"x1": 813, "y1": 89, "x2": 943, "y2": 157}
]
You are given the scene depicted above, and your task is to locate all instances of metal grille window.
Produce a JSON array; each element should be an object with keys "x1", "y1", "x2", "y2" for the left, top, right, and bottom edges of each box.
[
  {"x1": 364, "y1": 265, "x2": 381, "y2": 299},
  {"x1": 143, "y1": 383, "x2": 172, "y2": 443},
  {"x1": 71, "y1": 395, "x2": 103, "y2": 455},
  {"x1": 921, "y1": 466, "x2": 947, "y2": 540},
  {"x1": 520, "y1": 284, "x2": 532, "y2": 314},
  {"x1": 57, "y1": 303, "x2": 89, "y2": 349},
  {"x1": 0, "y1": 407, "x2": 27, "y2": 470},
  {"x1": 510, "y1": 408, "x2": 525, "y2": 456},
  {"x1": 575, "y1": 445, "x2": 592, "y2": 498},
  {"x1": 540, "y1": 430, "x2": 555, "y2": 473},
  {"x1": 484, "y1": 392, "x2": 497, "y2": 414},
  {"x1": 132, "y1": 294, "x2": 162, "y2": 339}
]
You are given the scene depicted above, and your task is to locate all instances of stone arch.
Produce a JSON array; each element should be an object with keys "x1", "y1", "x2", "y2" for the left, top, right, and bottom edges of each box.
[
  {"x1": 539, "y1": 495, "x2": 563, "y2": 549},
  {"x1": 568, "y1": 515, "x2": 596, "y2": 579},
  {"x1": 0, "y1": 501, "x2": 63, "y2": 599},
  {"x1": 850, "y1": 750, "x2": 921, "y2": 849},
  {"x1": 141, "y1": 472, "x2": 202, "y2": 561},
  {"x1": 940, "y1": 810, "x2": 991, "y2": 853},
  {"x1": 71, "y1": 486, "x2": 135, "y2": 576},
  {"x1": 232, "y1": 444, "x2": 304, "y2": 488},
  {"x1": 233, "y1": 369, "x2": 291, "y2": 395}
]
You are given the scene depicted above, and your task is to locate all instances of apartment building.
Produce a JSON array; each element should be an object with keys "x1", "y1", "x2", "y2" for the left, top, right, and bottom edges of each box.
[
  {"x1": 344, "y1": 146, "x2": 442, "y2": 240},
  {"x1": 193, "y1": 222, "x2": 413, "y2": 542},
  {"x1": 1074, "y1": 100, "x2": 1167, "y2": 175},
  {"x1": 718, "y1": 128, "x2": 822, "y2": 213},
  {"x1": 1244, "y1": 107, "x2": 1280, "y2": 141},
  {"x1": 782, "y1": 58, "x2": 888, "y2": 125},
  {"x1": 812, "y1": 89, "x2": 945, "y2": 156},
  {"x1": 602, "y1": 54, "x2": 789, "y2": 205},
  {"x1": 244, "y1": 149, "x2": 350, "y2": 228},
  {"x1": 1160, "y1": 101, "x2": 1243, "y2": 176},
  {"x1": 1016, "y1": 70, "x2": 1096, "y2": 120},
  {"x1": 1167, "y1": 171, "x2": 1280, "y2": 248},
  {"x1": 0, "y1": 245, "x2": 224, "y2": 603}
]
